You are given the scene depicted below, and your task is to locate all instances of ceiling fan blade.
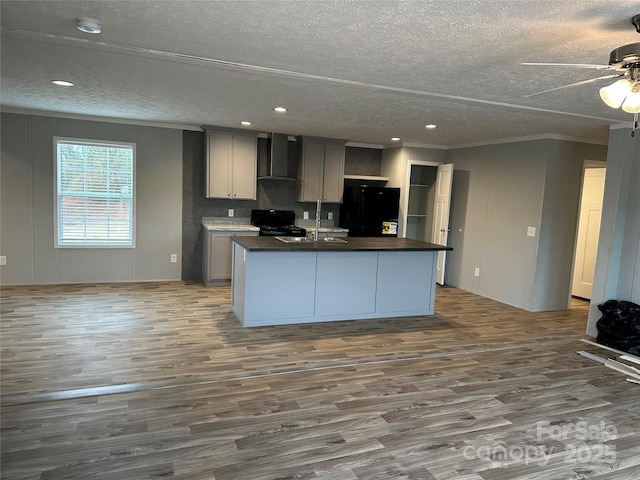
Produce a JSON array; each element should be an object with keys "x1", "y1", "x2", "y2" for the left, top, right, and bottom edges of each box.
[
  {"x1": 521, "y1": 62, "x2": 614, "y2": 70},
  {"x1": 524, "y1": 74, "x2": 624, "y2": 98}
]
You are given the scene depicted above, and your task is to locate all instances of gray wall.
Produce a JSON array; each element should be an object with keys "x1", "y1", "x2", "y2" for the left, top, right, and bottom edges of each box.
[
  {"x1": 0, "y1": 113, "x2": 183, "y2": 285},
  {"x1": 445, "y1": 139, "x2": 606, "y2": 311},
  {"x1": 0, "y1": 121, "x2": 384, "y2": 284},
  {"x1": 532, "y1": 140, "x2": 608, "y2": 310},
  {"x1": 587, "y1": 128, "x2": 640, "y2": 335}
]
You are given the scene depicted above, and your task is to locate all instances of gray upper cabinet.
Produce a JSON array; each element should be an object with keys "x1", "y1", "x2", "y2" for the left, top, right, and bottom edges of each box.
[
  {"x1": 297, "y1": 137, "x2": 346, "y2": 203},
  {"x1": 205, "y1": 129, "x2": 257, "y2": 200}
]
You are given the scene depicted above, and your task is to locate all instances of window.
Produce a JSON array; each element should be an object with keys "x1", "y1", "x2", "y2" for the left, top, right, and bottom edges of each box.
[{"x1": 54, "y1": 138, "x2": 135, "y2": 247}]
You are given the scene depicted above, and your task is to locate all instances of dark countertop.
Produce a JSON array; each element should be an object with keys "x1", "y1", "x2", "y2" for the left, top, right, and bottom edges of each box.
[{"x1": 231, "y1": 236, "x2": 452, "y2": 252}]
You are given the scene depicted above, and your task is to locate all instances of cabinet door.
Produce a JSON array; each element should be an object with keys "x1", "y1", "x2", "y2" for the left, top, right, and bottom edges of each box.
[
  {"x1": 298, "y1": 141, "x2": 324, "y2": 202},
  {"x1": 244, "y1": 252, "x2": 317, "y2": 322},
  {"x1": 209, "y1": 232, "x2": 234, "y2": 281},
  {"x1": 206, "y1": 132, "x2": 233, "y2": 199},
  {"x1": 376, "y1": 251, "x2": 435, "y2": 314},
  {"x1": 231, "y1": 135, "x2": 257, "y2": 200},
  {"x1": 315, "y1": 252, "x2": 377, "y2": 316},
  {"x1": 322, "y1": 143, "x2": 345, "y2": 203},
  {"x1": 205, "y1": 231, "x2": 258, "y2": 284}
]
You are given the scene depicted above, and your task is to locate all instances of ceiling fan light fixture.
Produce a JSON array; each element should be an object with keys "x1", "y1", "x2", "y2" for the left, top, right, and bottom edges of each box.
[
  {"x1": 621, "y1": 92, "x2": 640, "y2": 113},
  {"x1": 632, "y1": 15, "x2": 640, "y2": 34},
  {"x1": 599, "y1": 79, "x2": 633, "y2": 109}
]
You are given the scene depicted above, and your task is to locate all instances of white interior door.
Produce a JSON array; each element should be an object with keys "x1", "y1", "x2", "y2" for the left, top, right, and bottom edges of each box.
[
  {"x1": 431, "y1": 163, "x2": 453, "y2": 285},
  {"x1": 572, "y1": 167, "x2": 606, "y2": 299}
]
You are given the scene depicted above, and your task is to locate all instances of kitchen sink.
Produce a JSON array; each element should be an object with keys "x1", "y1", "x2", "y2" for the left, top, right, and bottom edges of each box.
[
  {"x1": 274, "y1": 236, "x2": 347, "y2": 243},
  {"x1": 274, "y1": 236, "x2": 310, "y2": 243}
]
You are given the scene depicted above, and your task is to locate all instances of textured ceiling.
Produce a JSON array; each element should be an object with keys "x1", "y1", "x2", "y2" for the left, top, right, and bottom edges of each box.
[{"x1": 1, "y1": 0, "x2": 639, "y2": 146}]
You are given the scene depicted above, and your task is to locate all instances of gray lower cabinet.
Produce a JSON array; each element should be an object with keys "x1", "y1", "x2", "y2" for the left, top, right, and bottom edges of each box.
[
  {"x1": 232, "y1": 244, "x2": 438, "y2": 327},
  {"x1": 203, "y1": 230, "x2": 258, "y2": 285}
]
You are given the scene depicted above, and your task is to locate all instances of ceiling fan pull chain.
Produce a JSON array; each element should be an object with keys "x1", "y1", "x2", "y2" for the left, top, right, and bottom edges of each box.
[{"x1": 633, "y1": 111, "x2": 639, "y2": 137}]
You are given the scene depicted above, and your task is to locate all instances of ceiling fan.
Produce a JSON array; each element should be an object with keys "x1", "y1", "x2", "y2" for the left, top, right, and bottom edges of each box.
[
  {"x1": 522, "y1": 42, "x2": 640, "y2": 99},
  {"x1": 522, "y1": 14, "x2": 640, "y2": 134}
]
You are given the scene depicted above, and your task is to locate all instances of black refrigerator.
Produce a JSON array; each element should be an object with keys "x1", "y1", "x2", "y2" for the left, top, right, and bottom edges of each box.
[{"x1": 339, "y1": 186, "x2": 401, "y2": 237}]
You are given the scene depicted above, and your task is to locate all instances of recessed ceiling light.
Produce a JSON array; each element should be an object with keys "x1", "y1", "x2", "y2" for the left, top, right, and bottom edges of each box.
[
  {"x1": 76, "y1": 17, "x2": 101, "y2": 34},
  {"x1": 240, "y1": 121, "x2": 252, "y2": 126},
  {"x1": 391, "y1": 137, "x2": 400, "y2": 141},
  {"x1": 425, "y1": 124, "x2": 437, "y2": 129},
  {"x1": 52, "y1": 80, "x2": 74, "y2": 87},
  {"x1": 273, "y1": 107, "x2": 287, "y2": 113}
]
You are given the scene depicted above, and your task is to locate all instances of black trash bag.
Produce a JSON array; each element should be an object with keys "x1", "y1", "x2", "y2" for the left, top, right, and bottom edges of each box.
[
  {"x1": 596, "y1": 300, "x2": 640, "y2": 355},
  {"x1": 598, "y1": 300, "x2": 640, "y2": 319}
]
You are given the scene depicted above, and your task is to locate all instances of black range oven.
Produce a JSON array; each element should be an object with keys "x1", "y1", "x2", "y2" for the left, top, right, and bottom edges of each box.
[{"x1": 251, "y1": 209, "x2": 306, "y2": 237}]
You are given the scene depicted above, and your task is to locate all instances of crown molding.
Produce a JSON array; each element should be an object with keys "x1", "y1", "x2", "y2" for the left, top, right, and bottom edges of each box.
[
  {"x1": 448, "y1": 133, "x2": 608, "y2": 150},
  {"x1": 345, "y1": 142, "x2": 384, "y2": 149},
  {"x1": 609, "y1": 122, "x2": 637, "y2": 131},
  {"x1": 1, "y1": 107, "x2": 202, "y2": 131}
]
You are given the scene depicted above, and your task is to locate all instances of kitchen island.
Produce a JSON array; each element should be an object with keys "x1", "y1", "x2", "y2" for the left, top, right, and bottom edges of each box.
[{"x1": 231, "y1": 236, "x2": 452, "y2": 327}]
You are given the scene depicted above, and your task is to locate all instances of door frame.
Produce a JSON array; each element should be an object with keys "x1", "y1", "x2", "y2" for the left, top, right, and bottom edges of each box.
[
  {"x1": 432, "y1": 163, "x2": 454, "y2": 285},
  {"x1": 401, "y1": 159, "x2": 442, "y2": 238},
  {"x1": 568, "y1": 159, "x2": 606, "y2": 305}
]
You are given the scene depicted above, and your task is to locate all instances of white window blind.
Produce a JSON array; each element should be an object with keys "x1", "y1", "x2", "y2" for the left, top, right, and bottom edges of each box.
[{"x1": 55, "y1": 138, "x2": 135, "y2": 247}]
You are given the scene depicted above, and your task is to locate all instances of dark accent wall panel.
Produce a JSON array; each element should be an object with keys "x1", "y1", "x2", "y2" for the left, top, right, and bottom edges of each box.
[{"x1": 344, "y1": 146, "x2": 382, "y2": 176}]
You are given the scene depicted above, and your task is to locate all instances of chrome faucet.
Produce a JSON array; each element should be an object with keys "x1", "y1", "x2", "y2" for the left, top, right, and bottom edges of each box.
[{"x1": 314, "y1": 198, "x2": 322, "y2": 241}]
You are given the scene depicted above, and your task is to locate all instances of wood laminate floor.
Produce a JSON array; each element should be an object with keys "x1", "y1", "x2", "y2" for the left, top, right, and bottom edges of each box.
[{"x1": 1, "y1": 282, "x2": 638, "y2": 479}]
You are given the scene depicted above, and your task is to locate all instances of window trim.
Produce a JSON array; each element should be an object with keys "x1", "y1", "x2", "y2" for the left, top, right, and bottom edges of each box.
[{"x1": 53, "y1": 137, "x2": 137, "y2": 248}]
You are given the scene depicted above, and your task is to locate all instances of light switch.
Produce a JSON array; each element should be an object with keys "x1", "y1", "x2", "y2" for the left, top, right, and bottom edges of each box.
[
  {"x1": 328, "y1": 212, "x2": 333, "y2": 220},
  {"x1": 303, "y1": 211, "x2": 309, "y2": 219},
  {"x1": 527, "y1": 226, "x2": 536, "y2": 237},
  {"x1": 228, "y1": 209, "x2": 234, "y2": 217}
]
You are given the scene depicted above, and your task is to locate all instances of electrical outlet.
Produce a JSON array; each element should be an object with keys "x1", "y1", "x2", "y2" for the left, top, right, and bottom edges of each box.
[
  {"x1": 527, "y1": 226, "x2": 536, "y2": 237},
  {"x1": 0, "y1": 256, "x2": 6, "y2": 266},
  {"x1": 228, "y1": 209, "x2": 234, "y2": 217},
  {"x1": 170, "y1": 254, "x2": 177, "y2": 263},
  {"x1": 474, "y1": 267, "x2": 480, "y2": 277},
  {"x1": 303, "y1": 211, "x2": 309, "y2": 219},
  {"x1": 328, "y1": 212, "x2": 333, "y2": 220}
]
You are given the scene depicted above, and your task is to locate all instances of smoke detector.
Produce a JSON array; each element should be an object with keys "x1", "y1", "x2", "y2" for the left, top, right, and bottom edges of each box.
[{"x1": 76, "y1": 17, "x2": 101, "y2": 34}]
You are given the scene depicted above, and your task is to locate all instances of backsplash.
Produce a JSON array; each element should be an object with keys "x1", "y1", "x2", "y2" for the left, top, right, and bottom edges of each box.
[
  {"x1": 201, "y1": 216, "x2": 338, "y2": 228},
  {"x1": 201, "y1": 216, "x2": 253, "y2": 225}
]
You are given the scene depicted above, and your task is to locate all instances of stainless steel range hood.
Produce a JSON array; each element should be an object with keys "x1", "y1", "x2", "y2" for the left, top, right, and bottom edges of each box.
[{"x1": 258, "y1": 133, "x2": 296, "y2": 180}]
